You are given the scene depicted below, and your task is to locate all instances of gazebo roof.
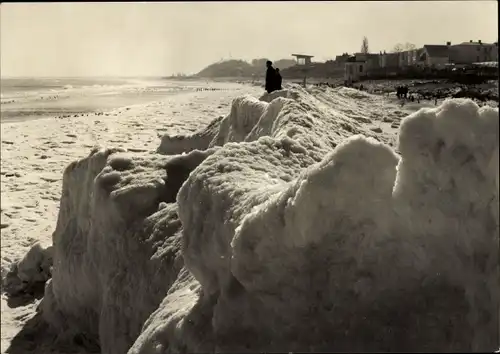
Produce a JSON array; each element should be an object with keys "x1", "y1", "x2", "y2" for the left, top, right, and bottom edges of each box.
[{"x1": 291, "y1": 54, "x2": 314, "y2": 58}]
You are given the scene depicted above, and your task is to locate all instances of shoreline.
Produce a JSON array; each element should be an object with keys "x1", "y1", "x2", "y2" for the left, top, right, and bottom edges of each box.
[
  {"x1": 1, "y1": 79, "x2": 251, "y2": 125},
  {"x1": 191, "y1": 76, "x2": 499, "y2": 104},
  {"x1": 0, "y1": 83, "x2": 261, "y2": 275},
  {"x1": 1, "y1": 84, "x2": 264, "y2": 353}
]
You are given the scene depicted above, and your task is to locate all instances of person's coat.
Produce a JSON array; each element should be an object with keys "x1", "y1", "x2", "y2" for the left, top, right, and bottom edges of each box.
[
  {"x1": 265, "y1": 66, "x2": 276, "y2": 93},
  {"x1": 276, "y1": 72, "x2": 282, "y2": 90}
]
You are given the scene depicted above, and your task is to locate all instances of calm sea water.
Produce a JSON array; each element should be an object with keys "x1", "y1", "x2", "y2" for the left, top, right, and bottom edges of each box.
[{"x1": 0, "y1": 77, "x2": 203, "y2": 123}]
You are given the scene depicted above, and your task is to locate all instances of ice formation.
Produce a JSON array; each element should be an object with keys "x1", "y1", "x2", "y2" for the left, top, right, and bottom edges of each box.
[
  {"x1": 14, "y1": 86, "x2": 499, "y2": 352},
  {"x1": 2, "y1": 242, "x2": 53, "y2": 297}
]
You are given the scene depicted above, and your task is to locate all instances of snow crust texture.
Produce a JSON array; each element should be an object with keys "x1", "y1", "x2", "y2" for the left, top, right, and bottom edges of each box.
[{"x1": 35, "y1": 86, "x2": 498, "y2": 353}]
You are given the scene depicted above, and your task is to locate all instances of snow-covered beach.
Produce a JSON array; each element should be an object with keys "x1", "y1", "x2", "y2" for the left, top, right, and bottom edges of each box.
[
  {"x1": 1, "y1": 80, "x2": 260, "y2": 353},
  {"x1": 1, "y1": 79, "x2": 253, "y2": 271},
  {"x1": 1, "y1": 79, "x2": 499, "y2": 353},
  {"x1": 0, "y1": 78, "x2": 237, "y2": 123}
]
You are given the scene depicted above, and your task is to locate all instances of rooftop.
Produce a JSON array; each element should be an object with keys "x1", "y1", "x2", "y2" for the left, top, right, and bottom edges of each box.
[
  {"x1": 455, "y1": 41, "x2": 495, "y2": 46},
  {"x1": 346, "y1": 56, "x2": 366, "y2": 63},
  {"x1": 354, "y1": 52, "x2": 379, "y2": 57},
  {"x1": 291, "y1": 54, "x2": 314, "y2": 58},
  {"x1": 423, "y1": 44, "x2": 449, "y2": 58}
]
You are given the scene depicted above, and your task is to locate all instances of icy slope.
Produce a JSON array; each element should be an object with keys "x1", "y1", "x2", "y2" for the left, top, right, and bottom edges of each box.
[
  {"x1": 39, "y1": 147, "x2": 219, "y2": 354},
  {"x1": 18, "y1": 86, "x2": 498, "y2": 353},
  {"x1": 134, "y1": 91, "x2": 498, "y2": 352}
]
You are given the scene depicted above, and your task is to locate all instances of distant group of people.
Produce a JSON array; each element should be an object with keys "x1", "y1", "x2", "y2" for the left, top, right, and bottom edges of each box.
[
  {"x1": 265, "y1": 60, "x2": 283, "y2": 94},
  {"x1": 396, "y1": 86, "x2": 409, "y2": 99},
  {"x1": 315, "y1": 82, "x2": 342, "y2": 89},
  {"x1": 396, "y1": 86, "x2": 419, "y2": 106}
]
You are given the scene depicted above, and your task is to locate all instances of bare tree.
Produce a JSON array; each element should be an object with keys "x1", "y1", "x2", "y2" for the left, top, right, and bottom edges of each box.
[
  {"x1": 392, "y1": 43, "x2": 404, "y2": 53},
  {"x1": 403, "y1": 42, "x2": 416, "y2": 51},
  {"x1": 361, "y1": 36, "x2": 369, "y2": 54},
  {"x1": 393, "y1": 42, "x2": 416, "y2": 52}
]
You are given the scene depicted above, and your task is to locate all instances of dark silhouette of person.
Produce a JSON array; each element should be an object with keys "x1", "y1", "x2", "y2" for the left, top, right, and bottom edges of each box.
[
  {"x1": 396, "y1": 86, "x2": 409, "y2": 99},
  {"x1": 265, "y1": 60, "x2": 277, "y2": 94},
  {"x1": 275, "y1": 68, "x2": 282, "y2": 90}
]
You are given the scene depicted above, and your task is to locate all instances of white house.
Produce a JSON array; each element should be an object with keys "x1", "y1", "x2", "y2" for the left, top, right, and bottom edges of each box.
[
  {"x1": 418, "y1": 45, "x2": 450, "y2": 67},
  {"x1": 344, "y1": 59, "x2": 366, "y2": 83},
  {"x1": 448, "y1": 40, "x2": 498, "y2": 64}
]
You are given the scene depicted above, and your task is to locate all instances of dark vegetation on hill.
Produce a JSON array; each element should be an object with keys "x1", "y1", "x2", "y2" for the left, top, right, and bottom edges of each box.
[
  {"x1": 196, "y1": 58, "x2": 296, "y2": 78},
  {"x1": 196, "y1": 58, "x2": 348, "y2": 80}
]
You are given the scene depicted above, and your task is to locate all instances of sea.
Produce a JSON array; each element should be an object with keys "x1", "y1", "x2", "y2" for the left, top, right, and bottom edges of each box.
[{"x1": 0, "y1": 77, "x2": 205, "y2": 123}]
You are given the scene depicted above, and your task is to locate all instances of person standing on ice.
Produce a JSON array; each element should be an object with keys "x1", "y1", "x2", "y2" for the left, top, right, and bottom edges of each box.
[
  {"x1": 275, "y1": 68, "x2": 283, "y2": 90},
  {"x1": 265, "y1": 60, "x2": 277, "y2": 94}
]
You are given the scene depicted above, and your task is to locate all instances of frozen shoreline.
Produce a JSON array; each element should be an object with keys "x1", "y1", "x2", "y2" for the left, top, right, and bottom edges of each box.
[
  {"x1": 1, "y1": 81, "x2": 254, "y2": 275},
  {"x1": 0, "y1": 78, "x2": 239, "y2": 124},
  {"x1": 0, "y1": 81, "x2": 259, "y2": 353}
]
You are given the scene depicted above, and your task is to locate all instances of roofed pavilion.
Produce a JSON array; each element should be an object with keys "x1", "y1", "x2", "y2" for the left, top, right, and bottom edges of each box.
[{"x1": 291, "y1": 54, "x2": 314, "y2": 65}]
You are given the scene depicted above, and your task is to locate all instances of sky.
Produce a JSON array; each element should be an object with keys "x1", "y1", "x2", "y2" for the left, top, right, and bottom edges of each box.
[{"x1": 0, "y1": 1, "x2": 498, "y2": 77}]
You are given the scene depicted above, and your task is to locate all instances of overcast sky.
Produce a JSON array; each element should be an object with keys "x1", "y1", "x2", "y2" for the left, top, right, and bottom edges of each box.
[{"x1": 1, "y1": 1, "x2": 498, "y2": 77}]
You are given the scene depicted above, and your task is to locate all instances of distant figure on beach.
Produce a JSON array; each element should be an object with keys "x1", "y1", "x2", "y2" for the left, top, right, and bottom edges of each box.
[
  {"x1": 275, "y1": 68, "x2": 282, "y2": 90},
  {"x1": 265, "y1": 60, "x2": 277, "y2": 94},
  {"x1": 396, "y1": 86, "x2": 408, "y2": 99}
]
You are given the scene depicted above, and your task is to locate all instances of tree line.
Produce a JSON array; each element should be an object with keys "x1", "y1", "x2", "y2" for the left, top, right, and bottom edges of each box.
[{"x1": 361, "y1": 36, "x2": 417, "y2": 54}]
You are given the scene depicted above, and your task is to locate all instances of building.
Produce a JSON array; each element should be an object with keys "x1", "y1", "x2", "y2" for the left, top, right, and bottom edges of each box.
[
  {"x1": 398, "y1": 51, "x2": 409, "y2": 67},
  {"x1": 409, "y1": 48, "x2": 424, "y2": 66},
  {"x1": 333, "y1": 53, "x2": 349, "y2": 67},
  {"x1": 291, "y1": 54, "x2": 314, "y2": 65},
  {"x1": 335, "y1": 53, "x2": 350, "y2": 63},
  {"x1": 397, "y1": 48, "x2": 424, "y2": 67},
  {"x1": 349, "y1": 53, "x2": 380, "y2": 71},
  {"x1": 448, "y1": 40, "x2": 498, "y2": 64},
  {"x1": 366, "y1": 54, "x2": 381, "y2": 70},
  {"x1": 378, "y1": 52, "x2": 399, "y2": 68},
  {"x1": 418, "y1": 45, "x2": 450, "y2": 67},
  {"x1": 344, "y1": 56, "x2": 367, "y2": 83},
  {"x1": 327, "y1": 53, "x2": 348, "y2": 68}
]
